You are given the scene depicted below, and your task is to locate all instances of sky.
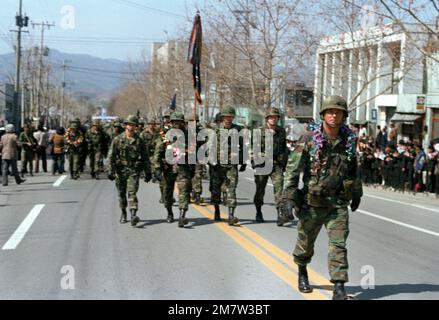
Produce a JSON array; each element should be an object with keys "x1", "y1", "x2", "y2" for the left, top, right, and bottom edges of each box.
[{"x1": 0, "y1": 0, "x2": 195, "y2": 61}]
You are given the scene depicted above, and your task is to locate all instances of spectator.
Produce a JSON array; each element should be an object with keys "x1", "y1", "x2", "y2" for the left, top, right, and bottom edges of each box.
[
  {"x1": 49, "y1": 127, "x2": 66, "y2": 175},
  {"x1": 414, "y1": 143, "x2": 426, "y2": 193},
  {"x1": 0, "y1": 124, "x2": 26, "y2": 186},
  {"x1": 389, "y1": 123, "x2": 398, "y2": 144},
  {"x1": 33, "y1": 125, "x2": 49, "y2": 173}
]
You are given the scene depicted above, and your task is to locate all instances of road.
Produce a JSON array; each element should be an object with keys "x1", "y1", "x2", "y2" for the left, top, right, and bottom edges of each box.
[{"x1": 1, "y1": 163, "x2": 439, "y2": 300}]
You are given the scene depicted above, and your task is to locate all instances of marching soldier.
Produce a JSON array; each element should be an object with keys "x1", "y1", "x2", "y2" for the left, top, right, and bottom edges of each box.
[
  {"x1": 140, "y1": 116, "x2": 160, "y2": 168},
  {"x1": 109, "y1": 118, "x2": 124, "y2": 141},
  {"x1": 251, "y1": 107, "x2": 288, "y2": 224},
  {"x1": 191, "y1": 114, "x2": 204, "y2": 204},
  {"x1": 209, "y1": 106, "x2": 246, "y2": 225},
  {"x1": 209, "y1": 113, "x2": 228, "y2": 204},
  {"x1": 19, "y1": 124, "x2": 37, "y2": 178},
  {"x1": 157, "y1": 109, "x2": 174, "y2": 204},
  {"x1": 282, "y1": 96, "x2": 363, "y2": 300},
  {"x1": 65, "y1": 120, "x2": 84, "y2": 180},
  {"x1": 152, "y1": 112, "x2": 192, "y2": 227},
  {"x1": 86, "y1": 119, "x2": 106, "y2": 179},
  {"x1": 107, "y1": 115, "x2": 152, "y2": 226}
]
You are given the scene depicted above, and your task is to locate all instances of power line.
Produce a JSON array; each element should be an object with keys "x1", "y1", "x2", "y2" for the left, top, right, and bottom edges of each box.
[{"x1": 110, "y1": 0, "x2": 186, "y2": 18}]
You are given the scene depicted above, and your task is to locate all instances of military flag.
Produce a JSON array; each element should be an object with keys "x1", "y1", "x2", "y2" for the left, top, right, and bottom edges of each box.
[{"x1": 188, "y1": 12, "x2": 202, "y2": 105}]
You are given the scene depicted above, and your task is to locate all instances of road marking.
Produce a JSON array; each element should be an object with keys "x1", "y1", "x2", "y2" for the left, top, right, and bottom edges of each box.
[
  {"x1": 357, "y1": 209, "x2": 439, "y2": 238},
  {"x1": 245, "y1": 177, "x2": 273, "y2": 187},
  {"x1": 53, "y1": 175, "x2": 68, "y2": 188},
  {"x1": 191, "y1": 204, "x2": 329, "y2": 300},
  {"x1": 364, "y1": 193, "x2": 439, "y2": 213},
  {"x1": 2, "y1": 204, "x2": 45, "y2": 250}
]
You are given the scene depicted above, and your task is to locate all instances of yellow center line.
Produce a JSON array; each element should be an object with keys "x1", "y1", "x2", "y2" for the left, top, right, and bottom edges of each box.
[{"x1": 190, "y1": 204, "x2": 329, "y2": 300}]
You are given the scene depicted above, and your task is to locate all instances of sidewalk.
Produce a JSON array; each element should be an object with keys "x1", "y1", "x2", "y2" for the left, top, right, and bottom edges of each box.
[{"x1": 363, "y1": 185, "x2": 439, "y2": 208}]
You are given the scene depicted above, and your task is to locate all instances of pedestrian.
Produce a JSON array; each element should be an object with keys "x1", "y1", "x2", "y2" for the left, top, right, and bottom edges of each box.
[
  {"x1": 282, "y1": 95, "x2": 362, "y2": 300},
  {"x1": 107, "y1": 115, "x2": 152, "y2": 226},
  {"x1": 251, "y1": 107, "x2": 288, "y2": 225},
  {"x1": 0, "y1": 124, "x2": 26, "y2": 186},
  {"x1": 49, "y1": 127, "x2": 65, "y2": 175},
  {"x1": 33, "y1": 125, "x2": 49, "y2": 173}
]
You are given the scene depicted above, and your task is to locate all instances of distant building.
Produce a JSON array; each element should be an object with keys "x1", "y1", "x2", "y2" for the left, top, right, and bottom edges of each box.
[{"x1": 0, "y1": 83, "x2": 14, "y2": 128}]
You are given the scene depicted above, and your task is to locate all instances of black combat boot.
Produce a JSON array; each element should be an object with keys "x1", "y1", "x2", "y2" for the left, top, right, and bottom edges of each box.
[
  {"x1": 194, "y1": 193, "x2": 201, "y2": 205},
  {"x1": 332, "y1": 282, "x2": 347, "y2": 300},
  {"x1": 166, "y1": 207, "x2": 174, "y2": 223},
  {"x1": 298, "y1": 265, "x2": 313, "y2": 293},
  {"x1": 255, "y1": 205, "x2": 264, "y2": 223},
  {"x1": 120, "y1": 209, "x2": 128, "y2": 224},
  {"x1": 277, "y1": 209, "x2": 285, "y2": 226},
  {"x1": 214, "y1": 205, "x2": 221, "y2": 221},
  {"x1": 178, "y1": 209, "x2": 188, "y2": 228},
  {"x1": 130, "y1": 209, "x2": 140, "y2": 226},
  {"x1": 228, "y1": 207, "x2": 239, "y2": 226}
]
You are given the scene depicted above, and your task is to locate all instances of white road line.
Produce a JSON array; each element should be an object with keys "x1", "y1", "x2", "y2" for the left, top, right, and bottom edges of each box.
[
  {"x1": 364, "y1": 193, "x2": 439, "y2": 213},
  {"x1": 245, "y1": 177, "x2": 273, "y2": 187},
  {"x1": 53, "y1": 175, "x2": 67, "y2": 188},
  {"x1": 2, "y1": 204, "x2": 46, "y2": 250},
  {"x1": 357, "y1": 209, "x2": 439, "y2": 238}
]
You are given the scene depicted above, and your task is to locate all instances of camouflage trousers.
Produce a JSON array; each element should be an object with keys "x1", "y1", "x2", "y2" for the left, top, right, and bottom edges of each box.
[
  {"x1": 191, "y1": 163, "x2": 203, "y2": 194},
  {"x1": 162, "y1": 166, "x2": 192, "y2": 210},
  {"x1": 68, "y1": 152, "x2": 81, "y2": 176},
  {"x1": 115, "y1": 169, "x2": 140, "y2": 210},
  {"x1": 254, "y1": 163, "x2": 284, "y2": 208},
  {"x1": 89, "y1": 150, "x2": 104, "y2": 174},
  {"x1": 210, "y1": 164, "x2": 238, "y2": 208},
  {"x1": 293, "y1": 205, "x2": 350, "y2": 283}
]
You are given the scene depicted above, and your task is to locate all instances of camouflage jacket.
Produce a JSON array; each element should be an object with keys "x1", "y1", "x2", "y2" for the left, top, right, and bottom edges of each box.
[
  {"x1": 251, "y1": 125, "x2": 288, "y2": 168},
  {"x1": 64, "y1": 129, "x2": 84, "y2": 152},
  {"x1": 85, "y1": 128, "x2": 106, "y2": 152},
  {"x1": 108, "y1": 132, "x2": 151, "y2": 175},
  {"x1": 208, "y1": 123, "x2": 245, "y2": 166},
  {"x1": 140, "y1": 128, "x2": 159, "y2": 160},
  {"x1": 283, "y1": 127, "x2": 362, "y2": 208}
]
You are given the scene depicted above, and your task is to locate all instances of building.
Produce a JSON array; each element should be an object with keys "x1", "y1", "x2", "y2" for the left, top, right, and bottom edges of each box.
[
  {"x1": 313, "y1": 23, "x2": 437, "y2": 146},
  {"x1": 0, "y1": 83, "x2": 15, "y2": 128}
]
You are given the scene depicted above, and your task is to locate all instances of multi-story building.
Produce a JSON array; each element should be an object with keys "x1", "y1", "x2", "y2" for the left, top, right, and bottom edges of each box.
[
  {"x1": 313, "y1": 23, "x2": 437, "y2": 146},
  {"x1": 0, "y1": 83, "x2": 15, "y2": 128}
]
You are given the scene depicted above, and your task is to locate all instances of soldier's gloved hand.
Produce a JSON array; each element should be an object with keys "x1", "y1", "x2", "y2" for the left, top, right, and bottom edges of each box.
[
  {"x1": 350, "y1": 197, "x2": 361, "y2": 212},
  {"x1": 107, "y1": 172, "x2": 116, "y2": 181},
  {"x1": 144, "y1": 171, "x2": 152, "y2": 183},
  {"x1": 153, "y1": 169, "x2": 162, "y2": 182},
  {"x1": 239, "y1": 164, "x2": 247, "y2": 172}
]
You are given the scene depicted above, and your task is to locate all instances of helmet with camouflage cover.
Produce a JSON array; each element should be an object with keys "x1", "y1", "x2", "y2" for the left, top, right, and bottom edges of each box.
[
  {"x1": 147, "y1": 116, "x2": 160, "y2": 125},
  {"x1": 222, "y1": 106, "x2": 236, "y2": 117},
  {"x1": 91, "y1": 119, "x2": 101, "y2": 127},
  {"x1": 124, "y1": 115, "x2": 139, "y2": 125},
  {"x1": 69, "y1": 120, "x2": 79, "y2": 129},
  {"x1": 112, "y1": 119, "x2": 123, "y2": 128},
  {"x1": 163, "y1": 108, "x2": 174, "y2": 118},
  {"x1": 214, "y1": 113, "x2": 223, "y2": 123},
  {"x1": 170, "y1": 112, "x2": 185, "y2": 122},
  {"x1": 320, "y1": 95, "x2": 348, "y2": 117},
  {"x1": 138, "y1": 117, "x2": 146, "y2": 126},
  {"x1": 265, "y1": 107, "x2": 281, "y2": 118}
]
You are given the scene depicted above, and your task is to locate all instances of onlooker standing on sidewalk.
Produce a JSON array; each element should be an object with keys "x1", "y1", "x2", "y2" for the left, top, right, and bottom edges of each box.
[
  {"x1": 433, "y1": 141, "x2": 439, "y2": 198},
  {"x1": 33, "y1": 125, "x2": 49, "y2": 173},
  {"x1": 0, "y1": 124, "x2": 25, "y2": 186},
  {"x1": 414, "y1": 143, "x2": 426, "y2": 192},
  {"x1": 49, "y1": 127, "x2": 65, "y2": 175}
]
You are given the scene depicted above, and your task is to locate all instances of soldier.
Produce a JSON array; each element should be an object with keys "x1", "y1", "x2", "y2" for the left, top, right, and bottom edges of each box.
[
  {"x1": 140, "y1": 116, "x2": 160, "y2": 168},
  {"x1": 251, "y1": 107, "x2": 288, "y2": 224},
  {"x1": 153, "y1": 112, "x2": 192, "y2": 227},
  {"x1": 209, "y1": 106, "x2": 246, "y2": 225},
  {"x1": 19, "y1": 124, "x2": 37, "y2": 177},
  {"x1": 157, "y1": 109, "x2": 175, "y2": 204},
  {"x1": 282, "y1": 96, "x2": 362, "y2": 300},
  {"x1": 138, "y1": 117, "x2": 146, "y2": 133},
  {"x1": 107, "y1": 115, "x2": 152, "y2": 226},
  {"x1": 190, "y1": 114, "x2": 204, "y2": 204},
  {"x1": 209, "y1": 113, "x2": 228, "y2": 204},
  {"x1": 65, "y1": 120, "x2": 84, "y2": 180},
  {"x1": 109, "y1": 118, "x2": 124, "y2": 141},
  {"x1": 74, "y1": 118, "x2": 88, "y2": 173},
  {"x1": 86, "y1": 119, "x2": 106, "y2": 179}
]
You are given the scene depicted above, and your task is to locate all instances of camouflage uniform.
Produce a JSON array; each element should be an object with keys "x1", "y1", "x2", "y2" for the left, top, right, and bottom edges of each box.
[
  {"x1": 190, "y1": 115, "x2": 205, "y2": 204},
  {"x1": 140, "y1": 116, "x2": 160, "y2": 165},
  {"x1": 252, "y1": 107, "x2": 288, "y2": 224},
  {"x1": 85, "y1": 120, "x2": 106, "y2": 179},
  {"x1": 152, "y1": 112, "x2": 193, "y2": 227},
  {"x1": 209, "y1": 106, "x2": 246, "y2": 225},
  {"x1": 18, "y1": 126, "x2": 36, "y2": 177},
  {"x1": 107, "y1": 115, "x2": 151, "y2": 226},
  {"x1": 282, "y1": 96, "x2": 363, "y2": 300},
  {"x1": 65, "y1": 121, "x2": 84, "y2": 179}
]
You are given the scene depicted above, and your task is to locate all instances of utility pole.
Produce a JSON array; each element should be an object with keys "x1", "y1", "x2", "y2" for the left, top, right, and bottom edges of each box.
[
  {"x1": 11, "y1": 0, "x2": 29, "y2": 129},
  {"x1": 60, "y1": 60, "x2": 71, "y2": 127},
  {"x1": 32, "y1": 21, "x2": 55, "y2": 123}
]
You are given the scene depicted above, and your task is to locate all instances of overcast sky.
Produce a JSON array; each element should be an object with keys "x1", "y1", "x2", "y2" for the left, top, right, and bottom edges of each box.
[{"x1": 0, "y1": 0, "x2": 194, "y2": 61}]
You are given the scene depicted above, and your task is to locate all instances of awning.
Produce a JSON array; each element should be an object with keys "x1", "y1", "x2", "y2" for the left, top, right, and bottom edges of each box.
[{"x1": 390, "y1": 113, "x2": 422, "y2": 122}]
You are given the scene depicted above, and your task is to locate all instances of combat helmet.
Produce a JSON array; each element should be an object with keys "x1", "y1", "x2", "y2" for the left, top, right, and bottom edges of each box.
[
  {"x1": 91, "y1": 119, "x2": 101, "y2": 127},
  {"x1": 222, "y1": 106, "x2": 236, "y2": 117},
  {"x1": 138, "y1": 117, "x2": 146, "y2": 126},
  {"x1": 320, "y1": 95, "x2": 348, "y2": 117},
  {"x1": 147, "y1": 116, "x2": 160, "y2": 125},
  {"x1": 69, "y1": 120, "x2": 79, "y2": 129},
  {"x1": 214, "y1": 113, "x2": 223, "y2": 123},
  {"x1": 170, "y1": 112, "x2": 185, "y2": 122},
  {"x1": 265, "y1": 107, "x2": 281, "y2": 118},
  {"x1": 124, "y1": 115, "x2": 139, "y2": 126},
  {"x1": 163, "y1": 109, "x2": 174, "y2": 118}
]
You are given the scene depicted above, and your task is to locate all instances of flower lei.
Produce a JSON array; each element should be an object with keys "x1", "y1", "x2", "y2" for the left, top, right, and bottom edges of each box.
[{"x1": 307, "y1": 121, "x2": 357, "y2": 167}]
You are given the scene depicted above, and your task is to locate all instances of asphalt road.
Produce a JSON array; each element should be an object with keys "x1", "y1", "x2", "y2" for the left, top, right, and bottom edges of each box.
[{"x1": 0, "y1": 163, "x2": 438, "y2": 300}]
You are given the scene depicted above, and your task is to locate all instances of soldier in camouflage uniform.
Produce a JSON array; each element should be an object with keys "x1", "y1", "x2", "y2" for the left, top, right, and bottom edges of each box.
[
  {"x1": 282, "y1": 96, "x2": 363, "y2": 300},
  {"x1": 152, "y1": 112, "x2": 193, "y2": 228},
  {"x1": 190, "y1": 114, "x2": 204, "y2": 204},
  {"x1": 107, "y1": 115, "x2": 152, "y2": 226},
  {"x1": 158, "y1": 109, "x2": 174, "y2": 204},
  {"x1": 19, "y1": 124, "x2": 37, "y2": 177},
  {"x1": 209, "y1": 113, "x2": 228, "y2": 203},
  {"x1": 209, "y1": 106, "x2": 247, "y2": 225},
  {"x1": 109, "y1": 118, "x2": 124, "y2": 141},
  {"x1": 65, "y1": 120, "x2": 84, "y2": 180},
  {"x1": 140, "y1": 116, "x2": 160, "y2": 169},
  {"x1": 251, "y1": 107, "x2": 288, "y2": 224},
  {"x1": 86, "y1": 119, "x2": 106, "y2": 179}
]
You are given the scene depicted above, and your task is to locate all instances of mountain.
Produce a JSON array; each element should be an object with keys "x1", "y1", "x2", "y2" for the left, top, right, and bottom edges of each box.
[{"x1": 0, "y1": 49, "x2": 136, "y2": 101}]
